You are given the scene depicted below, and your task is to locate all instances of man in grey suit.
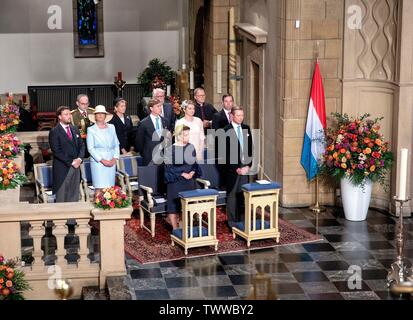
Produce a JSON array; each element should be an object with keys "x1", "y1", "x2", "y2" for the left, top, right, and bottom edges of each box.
[{"x1": 143, "y1": 88, "x2": 175, "y2": 132}]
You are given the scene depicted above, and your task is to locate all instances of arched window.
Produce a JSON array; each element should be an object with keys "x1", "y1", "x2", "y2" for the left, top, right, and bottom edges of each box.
[{"x1": 73, "y1": 0, "x2": 104, "y2": 57}]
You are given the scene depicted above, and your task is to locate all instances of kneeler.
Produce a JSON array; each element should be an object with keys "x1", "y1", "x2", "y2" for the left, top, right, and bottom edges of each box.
[
  {"x1": 232, "y1": 182, "x2": 282, "y2": 247},
  {"x1": 171, "y1": 189, "x2": 219, "y2": 255}
]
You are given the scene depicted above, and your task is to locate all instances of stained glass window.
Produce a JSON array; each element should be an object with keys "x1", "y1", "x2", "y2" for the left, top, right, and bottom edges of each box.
[{"x1": 77, "y1": 0, "x2": 97, "y2": 46}]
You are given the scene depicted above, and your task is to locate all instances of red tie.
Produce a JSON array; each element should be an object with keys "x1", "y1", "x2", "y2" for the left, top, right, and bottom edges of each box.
[
  {"x1": 66, "y1": 126, "x2": 72, "y2": 140},
  {"x1": 82, "y1": 111, "x2": 87, "y2": 118}
]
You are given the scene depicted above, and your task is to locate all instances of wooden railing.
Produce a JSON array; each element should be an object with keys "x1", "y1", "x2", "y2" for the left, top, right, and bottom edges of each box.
[{"x1": 0, "y1": 202, "x2": 132, "y2": 300}]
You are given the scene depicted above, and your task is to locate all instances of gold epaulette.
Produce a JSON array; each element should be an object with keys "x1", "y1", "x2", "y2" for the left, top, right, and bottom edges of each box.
[{"x1": 70, "y1": 109, "x2": 77, "y2": 114}]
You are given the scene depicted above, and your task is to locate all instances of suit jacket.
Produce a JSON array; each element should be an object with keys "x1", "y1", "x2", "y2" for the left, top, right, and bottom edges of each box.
[
  {"x1": 49, "y1": 124, "x2": 85, "y2": 194},
  {"x1": 143, "y1": 103, "x2": 175, "y2": 132},
  {"x1": 135, "y1": 115, "x2": 168, "y2": 166},
  {"x1": 212, "y1": 109, "x2": 231, "y2": 130},
  {"x1": 71, "y1": 107, "x2": 95, "y2": 135},
  {"x1": 194, "y1": 102, "x2": 217, "y2": 122},
  {"x1": 109, "y1": 113, "x2": 134, "y2": 152},
  {"x1": 224, "y1": 123, "x2": 253, "y2": 190}
]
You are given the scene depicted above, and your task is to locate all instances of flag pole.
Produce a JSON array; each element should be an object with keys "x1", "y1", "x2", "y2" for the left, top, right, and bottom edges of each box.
[{"x1": 310, "y1": 175, "x2": 325, "y2": 214}]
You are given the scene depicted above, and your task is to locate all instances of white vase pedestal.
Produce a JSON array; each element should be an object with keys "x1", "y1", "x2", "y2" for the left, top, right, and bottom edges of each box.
[{"x1": 340, "y1": 177, "x2": 372, "y2": 221}]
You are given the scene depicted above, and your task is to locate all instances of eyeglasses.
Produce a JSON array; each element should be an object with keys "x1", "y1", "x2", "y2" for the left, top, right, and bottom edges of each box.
[
  {"x1": 156, "y1": 95, "x2": 165, "y2": 98},
  {"x1": 196, "y1": 94, "x2": 205, "y2": 97},
  {"x1": 79, "y1": 102, "x2": 90, "y2": 106}
]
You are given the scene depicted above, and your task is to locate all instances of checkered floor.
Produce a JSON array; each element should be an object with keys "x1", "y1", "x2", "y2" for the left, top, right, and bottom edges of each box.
[
  {"x1": 22, "y1": 186, "x2": 413, "y2": 300},
  {"x1": 124, "y1": 206, "x2": 413, "y2": 300}
]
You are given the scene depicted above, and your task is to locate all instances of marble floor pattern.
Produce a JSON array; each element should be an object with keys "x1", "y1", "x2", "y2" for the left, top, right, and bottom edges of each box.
[
  {"x1": 125, "y1": 206, "x2": 413, "y2": 300},
  {"x1": 20, "y1": 186, "x2": 413, "y2": 300}
]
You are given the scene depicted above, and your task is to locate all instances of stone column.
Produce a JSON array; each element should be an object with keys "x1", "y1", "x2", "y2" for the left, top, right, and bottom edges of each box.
[{"x1": 91, "y1": 207, "x2": 132, "y2": 289}]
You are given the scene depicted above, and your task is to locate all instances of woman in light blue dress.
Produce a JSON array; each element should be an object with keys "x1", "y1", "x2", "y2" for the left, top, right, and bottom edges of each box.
[{"x1": 86, "y1": 105, "x2": 120, "y2": 195}]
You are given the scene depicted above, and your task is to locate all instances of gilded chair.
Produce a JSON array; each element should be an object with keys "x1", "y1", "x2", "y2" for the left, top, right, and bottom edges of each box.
[
  {"x1": 117, "y1": 155, "x2": 143, "y2": 197},
  {"x1": 33, "y1": 163, "x2": 56, "y2": 203},
  {"x1": 137, "y1": 164, "x2": 167, "y2": 237}
]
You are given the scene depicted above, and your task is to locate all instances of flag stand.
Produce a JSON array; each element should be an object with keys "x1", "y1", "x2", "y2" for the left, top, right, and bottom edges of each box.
[{"x1": 310, "y1": 175, "x2": 325, "y2": 214}]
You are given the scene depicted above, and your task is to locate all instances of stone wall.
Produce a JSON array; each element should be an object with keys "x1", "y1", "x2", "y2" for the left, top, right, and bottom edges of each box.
[{"x1": 279, "y1": 0, "x2": 344, "y2": 207}]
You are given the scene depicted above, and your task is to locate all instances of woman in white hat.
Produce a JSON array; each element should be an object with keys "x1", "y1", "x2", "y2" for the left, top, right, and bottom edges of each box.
[{"x1": 86, "y1": 105, "x2": 120, "y2": 196}]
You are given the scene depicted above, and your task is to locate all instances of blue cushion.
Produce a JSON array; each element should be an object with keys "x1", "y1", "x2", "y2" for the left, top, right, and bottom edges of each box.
[
  {"x1": 241, "y1": 182, "x2": 282, "y2": 192},
  {"x1": 172, "y1": 226, "x2": 209, "y2": 239},
  {"x1": 179, "y1": 189, "x2": 219, "y2": 198},
  {"x1": 40, "y1": 166, "x2": 53, "y2": 187},
  {"x1": 233, "y1": 220, "x2": 271, "y2": 232}
]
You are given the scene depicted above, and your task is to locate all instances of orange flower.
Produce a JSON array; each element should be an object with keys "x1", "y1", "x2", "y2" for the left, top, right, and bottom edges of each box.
[
  {"x1": 341, "y1": 163, "x2": 347, "y2": 169},
  {"x1": 368, "y1": 142, "x2": 374, "y2": 148},
  {"x1": 345, "y1": 153, "x2": 352, "y2": 159},
  {"x1": 364, "y1": 138, "x2": 371, "y2": 144},
  {"x1": 333, "y1": 152, "x2": 338, "y2": 159},
  {"x1": 2, "y1": 288, "x2": 10, "y2": 296},
  {"x1": 363, "y1": 148, "x2": 372, "y2": 155},
  {"x1": 0, "y1": 278, "x2": 4, "y2": 284},
  {"x1": 340, "y1": 148, "x2": 346, "y2": 154},
  {"x1": 6, "y1": 272, "x2": 14, "y2": 280},
  {"x1": 370, "y1": 165, "x2": 376, "y2": 172}
]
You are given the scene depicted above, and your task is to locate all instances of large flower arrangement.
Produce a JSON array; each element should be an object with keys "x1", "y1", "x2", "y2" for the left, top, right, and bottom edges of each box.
[
  {"x1": 320, "y1": 113, "x2": 393, "y2": 188},
  {"x1": 138, "y1": 58, "x2": 176, "y2": 96},
  {"x1": 95, "y1": 186, "x2": 131, "y2": 209},
  {"x1": 0, "y1": 255, "x2": 31, "y2": 300},
  {"x1": 0, "y1": 103, "x2": 20, "y2": 134},
  {"x1": 0, "y1": 158, "x2": 27, "y2": 190},
  {"x1": 0, "y1": 133, "x2": 24, "y2": 159}
]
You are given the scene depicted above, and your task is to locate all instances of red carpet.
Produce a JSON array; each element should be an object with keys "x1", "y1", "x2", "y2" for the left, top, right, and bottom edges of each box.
[{"x1": 124, "y1": 208, "x2": 322, "y2": 264}]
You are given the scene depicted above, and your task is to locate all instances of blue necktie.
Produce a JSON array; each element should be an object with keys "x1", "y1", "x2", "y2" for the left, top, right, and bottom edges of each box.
[
  {"x1": 155, "y1": 117, "x2": 160, "y2": 132},
  {"x1": 237, "y1": 125, "x2": 243, "y2": 150}
]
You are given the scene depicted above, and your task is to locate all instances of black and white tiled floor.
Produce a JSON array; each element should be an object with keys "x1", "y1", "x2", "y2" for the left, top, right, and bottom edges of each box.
[
  {"x1": 20, "y1": 185, "x2": 413, "y2": 300},
  {"x1": 125, "y1": 207, "x2": 413, "y2": 300}
]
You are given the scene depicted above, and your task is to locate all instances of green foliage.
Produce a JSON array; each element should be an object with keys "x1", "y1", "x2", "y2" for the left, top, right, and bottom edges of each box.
[{"x1": 137, "y1": 58, "x2": 176, "y2": 96}]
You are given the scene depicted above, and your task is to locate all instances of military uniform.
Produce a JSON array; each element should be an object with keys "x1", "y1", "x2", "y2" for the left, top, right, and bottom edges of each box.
[{"x1": 71, "y1": 107, "x2": 95, "y2": 158}]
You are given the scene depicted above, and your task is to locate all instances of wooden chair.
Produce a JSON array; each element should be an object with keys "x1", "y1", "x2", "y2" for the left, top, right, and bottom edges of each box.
[
  {"x1": 137, "y1": 164, "x2": 167, "y2": 237},
  {"x1": 117, "y1": 155, "x2": 143, "y2": 197},
  {"x1": 171, "y1": 189, "x2": 219, "y2": 255},
  {"x1": 33, "y1": 163, "x2": 56, "y2": 203},
  {"x1": 232, "y1": 182, "x2": 282, "y2": 247}
]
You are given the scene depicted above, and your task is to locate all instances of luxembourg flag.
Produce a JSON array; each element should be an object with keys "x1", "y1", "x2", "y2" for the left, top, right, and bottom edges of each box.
[{"x1": 300, "y1": 61, "x2": 327, "y2": 181}]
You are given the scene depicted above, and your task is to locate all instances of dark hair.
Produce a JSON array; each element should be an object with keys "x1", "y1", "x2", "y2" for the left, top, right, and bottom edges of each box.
[
  {"x1": 113, "y1": 97, "x2": 126, "y2": 108},
  {"x1": 231, "y1": 106, "x2": 244, "y2": 115},
  {"x1": 56, "y1": 106, "x2": 70, "y2": 117},
  {"x1": 222, "y1": 94, "x2": 234, "y2": 102},
  {"x1": 182, "y1": 125, "x2": 190, "y2": 131},
  {"x1": 148, "y1": 98, "x2": 161, "y2": 110}
]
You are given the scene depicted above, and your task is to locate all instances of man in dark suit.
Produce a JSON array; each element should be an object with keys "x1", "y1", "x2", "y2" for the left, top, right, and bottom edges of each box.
[
  {"x1": 224, "y1": 106, "x2": 253, "y2": 227},
  {"x1": 143, "y1": 88, "x2": 175, "y2": 131},
  {"x1": 135, "y1": 98, "x2": 169, "y2": 166},
  {"x1": 212, "y1": 94, "x2": 234, "y2": 130},
  {"x1": 212, "y1": 94, "x2": 235, "y2": 184},
  {"x1": 194, "y1": 88, "x2": 217, "y2": 132},
  {"x1": 49, "y1": 106, "x2": 85, "y2": 202},
  {"x1": 109, "y1": 97, "x2": 135, "y2": 154}
]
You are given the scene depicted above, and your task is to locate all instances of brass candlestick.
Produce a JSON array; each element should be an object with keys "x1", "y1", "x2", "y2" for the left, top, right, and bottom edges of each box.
[
  {"x1": 114, "y1": 78, "x2": 126, "y2": 97},
  {"x1": 387, "y1": 196, "x2": 413, "y2": 287}
]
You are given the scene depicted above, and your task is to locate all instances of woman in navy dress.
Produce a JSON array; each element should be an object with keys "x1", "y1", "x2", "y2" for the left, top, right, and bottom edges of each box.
[{"x1": 164, "y1": 125, "x2": 202, "y2": 229}]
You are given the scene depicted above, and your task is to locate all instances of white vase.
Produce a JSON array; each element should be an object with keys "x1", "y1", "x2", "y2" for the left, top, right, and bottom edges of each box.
[{"x1": 340, "y1": 177, "x2": 372, "y2": 221}]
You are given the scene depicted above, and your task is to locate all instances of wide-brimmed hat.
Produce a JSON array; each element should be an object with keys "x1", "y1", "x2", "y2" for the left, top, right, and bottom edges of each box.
[{"x1": 88, "y1": 105, "x2": 113, "y2": 123}]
